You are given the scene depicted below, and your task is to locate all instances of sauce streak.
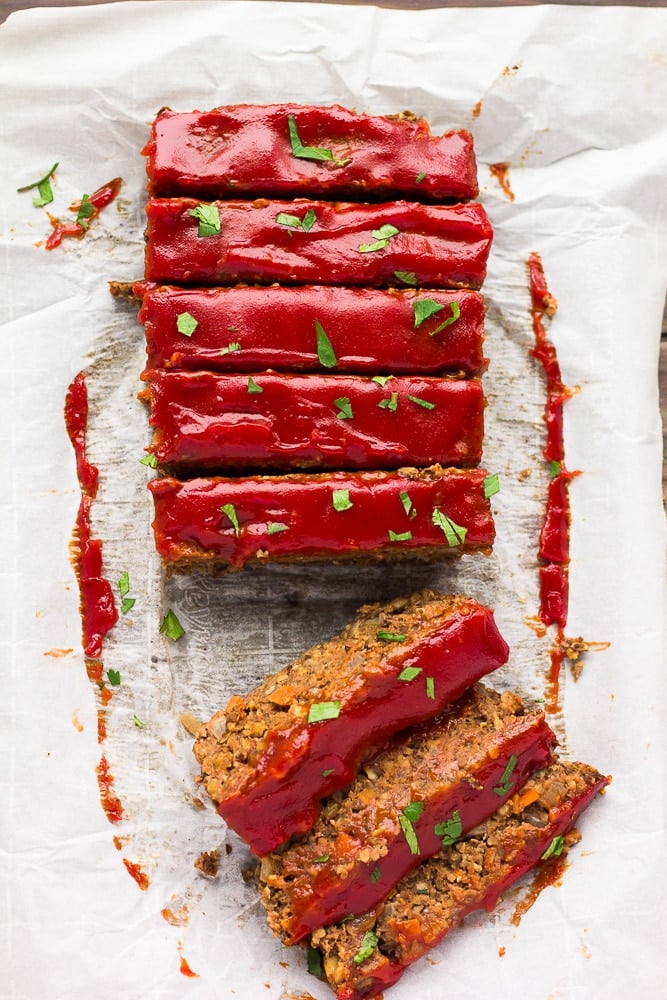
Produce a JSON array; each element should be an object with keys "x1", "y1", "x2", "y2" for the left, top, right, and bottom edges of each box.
[
  {"x1": 510, "y1": 853, "x2": 568, "y2": 926},
  {"x1": 46, "y1": 177, "x2": 122, "y2": 250},
  {"x1": 489, "y1": 162, "x2": 515, "y2": 201},
  {"x1": 96, "y1": 755, "x2": 124, "y2": 824},
  {"x1": 123, "y1": 859, "x2": 150, "y2": 891}
]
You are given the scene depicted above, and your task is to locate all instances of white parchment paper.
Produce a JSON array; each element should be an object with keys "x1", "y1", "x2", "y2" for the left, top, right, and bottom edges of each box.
[{"x1": 1, "y1": 3, "x2": 666, "y2": 998}]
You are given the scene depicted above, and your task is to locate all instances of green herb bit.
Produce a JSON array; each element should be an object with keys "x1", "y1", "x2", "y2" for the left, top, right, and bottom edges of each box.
[
  {"x1": 139, "y1": 453, "x2": 158, "y2": 468},
  {"x1": 334, "y1": 396, "x2": 353, "y2": 420},
  {"x1": 388, "y1": 529, "x2": 412, "y2": 542},
  {"x1": 430, "y1": 301, "x2": 461, "y2": 336},
  {"x1": 399, "y1": 801, "x2": 424, "y2": 855},
  {"x1": 220, "y1": 502, "x2": 241, "y2": 537},
  {"x1": 275, "y1": 208, "x2": 317, "y2": 232},
  {"x1": 541, "y1": 834, "x2": 566, "y2": 860},
  {"x1": 118, "y1": 571, "x2": 130, "y2": 598},
  {"x1": 432, "y1": 508, "x2": 467, "y2": 546},
  {"x1": 483, "y1": 473, "x2": 500, "y2": 498},
  {"x1": 247, "y1": 376, "x2": 263, "y2": 394},
  {"x1": 353, "y1": 930, "x2": 379, "y2": 966},
  {"x1": 287, "y1": 114, "x2": 349, "y2": 167},
  {"x1": 398, "y1": 666, "x2": 422, "y2": 681},
  {"x1": 306, "y1": 945, "x2": 325, "y2": 979},
  {"x1": 76, "y1": 195, "x2": 95, "y2": 230},
  {"x1": 307, "y1": 700, "x2": 341, "y2": 724},
  {"x1": 426, "y1": 676, "x2": 435, "y2": 700},
  {"x1": 371, "y1": 375, "x2": 393, "y2": 387},
  {"x1": 399, "y1": 490, "x2": 415, "y2": 518},
  {"x1": 132, "y1": 714, "x2": 145, "y2": 728},
  {"x1": 415, "y1": 171, "x2": 427, "y2": 183},
  {"x1": 394, "y1": 270, "x2": 416, "y2": 286},
  {"x1": 188, "y1": 202, "x2": 221, "y2": 237},
  {"x1": 160, "y1": 609, "x2": 185, "y2": 641},
  {"x1": 321, "y1": 768, "x2": 335, "y2": 777},
  {"x1": 434, "y1": 809, "x2": 462, "y2": 847},
  {"x1": 378, "y1": 391, "x2": 399, "y2": 412},
  {"x1": 315, "y1": 318, "x2": 337, "y2": 368},
  {"x1": 313, "y1": 855, "x2": 330, "y2": 863},
  {"x1": 413, "y1": 297, "x2": 445, "y2": 328},
  {"x1": 17, "y1": 161, "x2": 59, "y2": 207},
  {"x1": 220, "y1": 341, "x2": 242, "y2": 355},
  {"x1": 107, "y1": 669, "x2": 121, "y2": 687},
  {"x1": 120, "y1": 597, "x2": 136, "y2": 615},
  {"x1": 370, "y1": 866, "x2": 381, "y2": 884},
  {"x1": 549, "y1": 460, "x2": 561, "y2": 478},
  {"x1": 301, "y1": 208, "x2": 317, "y2": 232},
  {"x1": 359, "y1": 223, "x2": 400, "y2": 253},
  {"x1": 332, "y1": 488, "x2": 353, "y2": 512},
  {"x1": 493, "y1": 753, "x2": 518, "y2": 796},
  {"x1": 376, "y1": 631, "x2": 407, "y2": 642},
  {"x1": 407, "y1": 395, "x2": 436, "y2": 410},
  {"x1": 176, "y1": 311, "x2": 198, "y2": 337},
  {"x1": 266, "y1": 521, "x2": 289, "y2": 535}
]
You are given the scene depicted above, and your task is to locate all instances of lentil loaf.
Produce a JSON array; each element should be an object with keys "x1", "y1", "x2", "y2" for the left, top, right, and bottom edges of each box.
[
  {"x1": 193, "y1": 591, "x2": 509, "y2": 856},
  {"x1": 309, "y1": 759, "x2": 609, "y2": 1000},
  {"x1": 257, "y1": 684, "x2": 556, "y2": 943}
]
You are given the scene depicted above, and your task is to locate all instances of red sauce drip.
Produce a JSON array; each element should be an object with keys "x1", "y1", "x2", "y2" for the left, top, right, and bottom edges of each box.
[
  {"x1": 123, "y1": 858, "x2": 150, "y2": 891},
  {"x1": 46, "y1": 177, "x2": 122, "y2": 250},
  {"x1": 489, "y1": 162, "x2": 515, "y2": 201},
  {"x1": 96, "y1": 756, "x2": 124, "y2": 824},
  {"x1": 510, "y1": 853, "x2": 568, "y2": 926},
  {"x1": 179, "y1": 955, "x2": 199, "y2": 979}
]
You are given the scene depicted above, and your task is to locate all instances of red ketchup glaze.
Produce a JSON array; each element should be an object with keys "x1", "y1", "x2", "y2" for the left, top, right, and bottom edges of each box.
[
  {"x1": 144, "y1": 104, "x2": 479, "y2": 201},
  {"x1": 65, "y1": 373, "x2": 118, "y2": 659},
  {"x1": 138, "y1": 284, "x2": 488, "y2": 377},
  {"x1": 144, "y1": 371, "x2": 485, "y2": 472},
  {"x1": 220, "y1": 603, "x2": 510, "y2": 855},
  {"x1": 46, "y1": 177, "x2": 122, "y2": 250},
  {"x1": 336, "y1": 771, "x2": 609, "y2": 1000},
  {"x1": 148, "y1": 467, "x2": 496, "y2": 569},
  {"x1": 144, "y1": 198, "x2": 493, "y2": 288},
  {"x1": 281, "y1": 715, "x2": 556, "y2": 942}
]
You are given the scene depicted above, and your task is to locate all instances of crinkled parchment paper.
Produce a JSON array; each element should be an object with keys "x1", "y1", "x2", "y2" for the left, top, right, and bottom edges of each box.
[{"x1": 1, "y1": 3, "x2": 666, "y2": 998}]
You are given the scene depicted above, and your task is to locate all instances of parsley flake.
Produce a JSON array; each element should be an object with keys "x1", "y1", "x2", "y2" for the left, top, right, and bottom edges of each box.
[
  {"x1": 407, "y1": 395, "x2": 436, "y2": 410},
  {"x1": 371, "y1": 375, "x2": 394, "y2": 387},
  {"x1": 139, "y1": 453, "x2": 158, "y2": 468},
  {"x1": 107, "y1": 669, "x2": 121, "y2": 687},
  {"x1": 306, "y1": 945, "x2": 324, "y2": 979},
  {"x1": 267, "y1": 521, "x2": 289, "y2": 535},
  {"x1": 434, "y1": 809, "x2": 462, "y2": 847},
  {"x1": 376, "y1": 631, "x2": 406, "y2": 642},
  {"x1": 121, "y1": 597, "x2": 136, "y2": 615},
  {"x1": 399, "y1": 491, "x2": 415, "y2": 518},
  {"x1": 322, "y1": 767, "x2": 335, "y2": 777},
  {"x1": 493, "y1": 754, "x2": 518, "y2": 796},
  {"x1": 432, "y1": 508, "x2": 467, "y2": 546},
  {"x1": 160, "y1": 609, "x2": 185, "y2": 642},
  {"x1": 359, "y1": 223, "x2": 400, "y2": 253},
  {"x1": 483, "y1": 473, "x2": 500, "y2": 498},
  {"x1": 307, "y1": 700, "x2": 341, "y2": 724},
  {"x1": 188, "y1": 202, "x2": 221, "y2": 237},
  {"x1": 431, "y1": 301, "x2": 461, "y2": 335},
  {"x1": 313, "y1": 855, "x2": 330, "y2": 863},
  {"x1": 176, "y1": 312, "x2": 198, "y2": 337},
  {"x1": 394, "y1": 270, "x2": 416, "y2": 285},
  {"x1": 332, "y1": 489, "x2": 353, "y2": 512},
  {"x1": 76, "y1": 195, "x2": 95, "y2": 230},
  {"x1": 399, "y1": 801, "x2": 424, "y2": 855},
  {"x1": 220, "y1": 502, "x2": 241, "y2": 537},
  {"x1": 426, "y1": 676, "x2": 435, "y2": 700},
  {"x1": 378, "y1": 391, "x2": 399, "y2": 412},
  {"x1": 287, "y1": 114, "x2": 349, "y2": 167},
  {"x1": 132, "y1": 714, "x2": 145, "y2": 728},
  {"x1": 276, "y1": 207, "x2": 317, "y2": 232},
  {"x1": 353, "y1": 931, "x2": 379, "y2": 966},
  {"x1": 334, "y1": 396, "x2": 353, "y2": 420},
  {"x1": 220, "y1": 341, "x2": 242, "y2": 355},
  {"x1": 370, "y1": 866, "x2": 381, "y2": 884},
  {"x1": 17, "y1": 161, "x2": 59, "y2": 207},
  {"x1": 398, "y1": 666, "x2": 422, "y2": 681},
  {"x1": 413, "y1": 297, "x2": 445, "y2": 328},
  {"x1": 315, "y1": 319, "x2": 337, "y2": 368},
  {"x1": 247, "y1": 376, "x2": 263, "y2": 394},
  {"x1": 541, "y1": 834, "x2": 566, "y2": 860},
  {"x1": 388, "y1": 529, "x2": 412, "y2": 542},
  {"x1": 549, "y1": 460, "x2": 561, "y2": 478},
  {"x1": 117, "y1": 572, "x2": 135, "y2": 614},
  {"x1": 416, "y1": 171, "x2": 427, "y2": 183}
]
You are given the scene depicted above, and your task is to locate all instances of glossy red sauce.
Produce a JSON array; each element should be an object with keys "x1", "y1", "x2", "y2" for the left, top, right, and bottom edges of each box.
[
  {"x1": 96, "y1": 755, "x2": 124, "y2": 824},
  {"x1": 145, "y1": 104, "x2": 478, "y2": 201},
  {"x1": 123, "y1": 859, "x2": 150, "y2": 891},
  {"x1": 144, "y1": 198, "x2": 493, "y2": 288},
  {"x1": 139, "y1": 284, "x2": 487, "y2": 377},
  {"x1": 145, "y1": 371, "x2": 485, "y2": 472},
  {"x1": 489, "y1": 162, "x2": 515, "y2": 201},
  {"x1": 179, "y1": 955, "x2": 199, "y2": 979},
  {"x1": 218, "y1": 602, "x2": 509, "y2": 856},
  {"x1": 149, "y1": 467, "x2": 496, "y2": 569},
  {"x1": 46, "y1": 177, "x2": 121, "y2": 250}
]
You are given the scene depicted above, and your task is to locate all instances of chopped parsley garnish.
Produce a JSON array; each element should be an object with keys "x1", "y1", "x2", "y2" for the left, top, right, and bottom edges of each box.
[
  {"x1": 266, "y1": 521, "x2": 289, "y2": 535},
  {"x1": 188, "y1": 202, "x2": 221, "y2": 237},
  {"x1": 315, "y1": 318, "x2": 337, "y2": 368},
  {"x1": 359, "y1": 223, "x2": 400, "y2": 253},
  {"x1": 117, "y1": 571, "x2": 135, "y2": 614},
  {"x1": 432, "y1": 508, "x2": 467, "y2": 546},
  {"x1": 313, "y1": 855, "x2": 330, "y2": 863},
  {"x1": 434, "y1": 809, "x2": 462, "y2": 847},
  {"x1": 76, "y1": 195, "x2": 95, "y2": 230},
  {"x1": 371, "y1": 375, "x2": 393, "y2": 387},
  {"x1": 17, "y1": 161, "x2": 59, "y2": 207},
  {"x1": 334, "y1": 396, "x2": 353, "y2": 419},
  {"x1": 176, "y1": 312, "x2": 198, "y2": 337},
  {"x1": 399, "y1": 801, "x2": 424, "y2": 855},
  {"x1": 430, "y1": 301, "x2": 461, "y2": 335},
  {"x1": 139, "y1": 453, "x2": 158, "y2": 468},
  {"x1": 394, "y1": 270, "x2": 416, "y2": 285},
  {"x1": 549, "y1": 460, "x2": 561, "y2": 478},
  {"x1": 107, "y1": 669, "x2": 121, "y2": 687},
  {"x1": 370, "y1": 866, "x2": 381, "y2": 884},
  {"x1": 353, "y1": 930, "x2": 379, "y2": 966},
  {"x1": 413, "y1": 298, "x2": 460, "y2": 334},
  {"x1": 287, "y1": 114, "x2": 349, "y2": 167},
  {"x1": 493, "y1": 753, "x2": 518, "y2": 796},
  {"x1": 399, "y1": 491, "x2": 415, "y2": 518},
  {"x1": 541, "y1": 834, "x2": 566, "y2": 860},
  {"x1": 376, "y1": 631, "x2": 406, "y2": 642},
  {"x1": 160, "y1": 609, "x2": 185, "y2": 641},
  {"x1": 378, "y1": 391, "x2": 399, "y2": 412},
  {"x1": 415, "y1": 171, "x2": 427, "y2": 183},
  {"x1": 220, "y1": 341, "x2": 242, "y2": 355},
  {"x1": 398, "y1": 666, "x2": 422, "y2": 681},
  {"x1": 132, "y1": 714, "x2": 145, "y2": 728},
  {"x1": 120, "y1": 597, "x2": 135, "y2": 615},
  {"x1": 332, "y1": 488, "x2": 353, "y2": 512},
  {"x1": 247, "y1": 376, "x2": 263, "y2": 394},
  {"x1": 407, "y1": 395, "x2": 436, "y2": 410},
  {"x1": 426, "y1": 675, "x2": 435, "y2": 700},
  {"x1": 307, "y1": 700, "x2": 341, "y2": 724},
  {"x1": 483, "y1": 473, "x2": 500, "y2": 498},
  {"x1": 306, "y1": 945, "x2": 324, "y2": 979},
  {"x1": 322, "y1": 768, "x2": 335, "y2": 777},
  {"x1": 388, "y1": 529, "x2": 412, "y2": 542},
  {"x1": 220, "y1": 502, "x2": 241, "y2": 537},
  {"x1": 275, "y1": 208, "x2": 317, "y2": 232}
]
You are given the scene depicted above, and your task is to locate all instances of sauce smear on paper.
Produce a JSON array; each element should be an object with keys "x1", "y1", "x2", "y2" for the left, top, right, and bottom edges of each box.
[{"x1": 47, "y1": 177, "x2": 122, "y2": 250}]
